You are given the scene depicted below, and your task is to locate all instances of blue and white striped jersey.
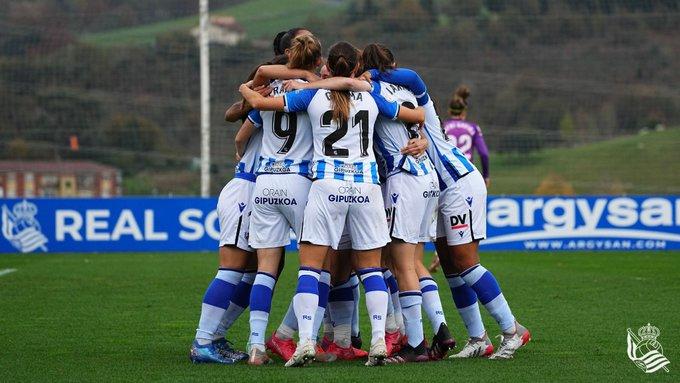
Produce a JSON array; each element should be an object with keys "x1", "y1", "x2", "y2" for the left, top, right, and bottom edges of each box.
[
  {"x1": 368, "y1": 68, "x2": 476, "y2": 190},
  {"x1": 283, "y1": 85, "x2": 400, "y2": 184},
  {"x1": 372, "y1": 81, "x2": 435, "y2": 178},
  {"x1": 234, "y1": 126, "x2": 263, "y2": 182},
  {"x1": 247, "y1": 80, "x2": 313, "y2": 177}
]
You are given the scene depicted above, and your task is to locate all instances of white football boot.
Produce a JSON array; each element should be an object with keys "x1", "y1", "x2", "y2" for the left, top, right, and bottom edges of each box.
[
  {"x1": 365, "y1": 337, "x2": 387, "y2": 366},
  {"x1": 489, "y1": 322, "x2": 531, "y2": 360},
  {"x1": 449, "y1": 332, "x2": 494, "y2": 359},
  {"x1": 284, "y1": 339, "x2": 316, "y2": 367}
]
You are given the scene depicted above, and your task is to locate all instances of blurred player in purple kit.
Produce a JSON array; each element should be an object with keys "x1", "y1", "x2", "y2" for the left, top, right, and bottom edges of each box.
[{"x1": 443, "y1": 86, "x2": 490, "y2": 187}]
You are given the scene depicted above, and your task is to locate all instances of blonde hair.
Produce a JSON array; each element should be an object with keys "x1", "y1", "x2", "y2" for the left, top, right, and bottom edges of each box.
[{"x1": 287, "y1": 34, "x2": 322, "y2": 71}]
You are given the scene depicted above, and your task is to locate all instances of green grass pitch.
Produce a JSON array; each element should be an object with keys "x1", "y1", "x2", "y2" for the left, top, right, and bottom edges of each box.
[{"x1": 1, "y1": 251, "x2": 678, "y2": 382}]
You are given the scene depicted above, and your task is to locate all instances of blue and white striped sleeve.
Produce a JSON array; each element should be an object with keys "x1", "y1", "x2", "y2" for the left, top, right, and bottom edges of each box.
[
  {"x1": 247, "y1": 109, "x2": 262, "y2": 128},
  {"x1": 371, "y1": 68, "x2": 430, "y2": 106},
  {"x1": 283, "y1": 89, "x2": 317, "y2": 113},
  {"x1": 371, "y1": 85, "x2": 399, "y2": 120}
]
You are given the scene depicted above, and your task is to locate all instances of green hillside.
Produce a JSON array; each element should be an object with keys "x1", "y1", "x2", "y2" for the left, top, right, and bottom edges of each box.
[
  {"x1": 489, "y1": 128, "x2": 680, "y2": 195},
  {"x1": 80, "y1": 0, "x2": 342, "y2": 46}
]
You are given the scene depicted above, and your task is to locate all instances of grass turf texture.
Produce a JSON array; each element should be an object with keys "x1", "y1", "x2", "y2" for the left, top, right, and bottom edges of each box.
[{"x1": 1, "y1": 251, "x2": 678, "y2": 382}]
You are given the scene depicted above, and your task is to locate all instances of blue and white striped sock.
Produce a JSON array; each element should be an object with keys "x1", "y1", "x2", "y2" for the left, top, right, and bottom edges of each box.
[
  {"x1": 460, "y1": 264, "x2": 516, "y2": 333},
  {"x1": 399, "y1": 291, "x2": 424, "y2": 348},
  {"x1": 195, "y1": 268, "x2": 243, "y2": 345},
  {"x1": 248, "y1": 272, "x2": 277, "y2": 348},
  {"x1": 328, "y1": 276, "x2": 355, "y2": 347},
  {"x1": 447, "y1": 274, "x2": 485, "y2": 338},
  {"x1": 359, "y1": 268, "x2": 389, "y2": 344},
  {"x1": 216, "y1": 271, "x2": 255, "y2": 338},
  {"x1": 294, "y1": 267, "x2": 320, "y2": 342},
  {"x1": 350, "y1": 273, "x2": 361, "y2": 337},
  {"x1": 419, "y1": 277, "x2": 447, "y2": 332},
  {"x1": 312, "y1": 270, "x2": 331, "y2": 342}
]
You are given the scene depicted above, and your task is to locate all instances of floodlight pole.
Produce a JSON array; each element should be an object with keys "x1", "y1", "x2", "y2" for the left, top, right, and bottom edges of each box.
[{"x1": 199, "y1": 0, "x2": 210, "y2": 197}]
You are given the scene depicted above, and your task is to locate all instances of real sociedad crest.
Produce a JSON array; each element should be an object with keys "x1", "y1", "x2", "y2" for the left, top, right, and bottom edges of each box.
[{"x1": 1, "y1": 200, "x2": 48, "y2": 253}]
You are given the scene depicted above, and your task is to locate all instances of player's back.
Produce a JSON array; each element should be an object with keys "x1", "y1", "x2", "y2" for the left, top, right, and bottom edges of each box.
[
  {"x1": 443, "y1": 119, "x2": 479, "y2": 161},
  {"x1": 373, "y1": 81, "x2": 434, "y2": 177},
  {"x1": 305, "y1": 88, "x2": 382, "y2": 184},
  {"x1": 256, "y1": 80, "x2": 313, "y2": 176}
]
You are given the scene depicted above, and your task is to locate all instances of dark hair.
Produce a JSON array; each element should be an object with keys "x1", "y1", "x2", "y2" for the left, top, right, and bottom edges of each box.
[
  {"x1": 361, "y1": 43, "x2": 395, "y2": 72},
  {"x1": 278, "y1": 27, "x2": 311, "y2": 54},
  {"x1": 449, "y1": 85, "x2": 470, "y2": 116},
  {"x1": 327, "y1": 41, "x2": 359, "y2": 123},
  {"x1": 287, "y1": 34, "x2": 322, "y2": 71},
  {"x1": 273, "y1": 31, "x2": 287, "y2": 55}
]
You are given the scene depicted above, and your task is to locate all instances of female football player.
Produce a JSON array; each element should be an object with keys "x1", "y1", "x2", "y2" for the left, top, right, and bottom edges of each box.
[
  {"x1": 239, "y1": 41, "x2": 424, "y2": 367},
  {"x1": 363, "y1": 61, "x2": 531, "y2": 361},
  {"x1": 238, "y1": 34, "x2": 325, "y2": 365},
  {"x1": 190, "y1": 29, "x2": 309, "y2": 365}
]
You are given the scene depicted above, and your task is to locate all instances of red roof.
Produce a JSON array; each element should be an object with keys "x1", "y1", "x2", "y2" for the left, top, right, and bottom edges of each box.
[{"x1": 0, "y1": 160, "x2": 119, "y2": 174}]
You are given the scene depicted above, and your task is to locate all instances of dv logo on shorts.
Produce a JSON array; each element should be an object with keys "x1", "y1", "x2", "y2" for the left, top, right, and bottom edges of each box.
[{"x1": 450, "y1": 213, "x2": 469, "y2": 237}]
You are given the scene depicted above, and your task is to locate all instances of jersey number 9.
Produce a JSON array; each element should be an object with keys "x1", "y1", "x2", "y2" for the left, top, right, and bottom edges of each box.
[{"x1": 273, "y1": 111, "x2": 297, "y2": 154}]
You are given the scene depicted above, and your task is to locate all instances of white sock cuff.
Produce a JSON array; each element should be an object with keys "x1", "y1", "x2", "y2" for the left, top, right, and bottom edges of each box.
[
  {"x1": 320, "y1": 270, "x2": 331, "y2": 286},
  {"x1": 460, "y1": 264, "x2": 486, "y2": 285},
  {"x1": 253, "y1": 272, "x2": 276, "y2": 289},
  {"x1": 216, "y1": 269, "x2": 243, "y2": 284}
]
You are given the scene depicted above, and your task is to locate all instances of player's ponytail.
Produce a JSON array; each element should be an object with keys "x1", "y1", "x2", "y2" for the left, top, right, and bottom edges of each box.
[
  {"x1": 449, "y1": 85, "x2": 470, "y2": 116},
  {"x1": 327, "y1": 41, "x2": 359, "y2": 124},
  {"x1": 361, "y1": 43, "x2": 395, "y2": 72},
  {"x1": 287, "y1": 34, "x2": 322, "y2": 71}
]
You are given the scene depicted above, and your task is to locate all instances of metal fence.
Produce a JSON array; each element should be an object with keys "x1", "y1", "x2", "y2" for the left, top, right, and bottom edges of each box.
[{"x1": 1, "y1": 0, "x2": 678, "y2": 197}]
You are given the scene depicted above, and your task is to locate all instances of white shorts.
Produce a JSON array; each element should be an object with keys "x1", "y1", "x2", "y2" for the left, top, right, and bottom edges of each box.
[
  {"x1": 436, "y1": 171, "x2": 487, "y2": 245},
  {"x1": 217, "y1": 177, "x2": 255, "y2": 252},
  {"x1": 301, "y1": 179, "x2": 390, "y2": 251},
  {"x1": 384, "y1": 172, "x2": 439, "y2": 244},
  {"x1": 249, "y1": 174, "x2": 312, "y2": 248}
]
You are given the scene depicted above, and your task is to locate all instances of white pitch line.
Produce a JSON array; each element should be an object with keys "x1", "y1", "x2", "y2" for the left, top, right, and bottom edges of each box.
[{"x1": 0, "y1": 268, "x2": 17, "y2": 277}]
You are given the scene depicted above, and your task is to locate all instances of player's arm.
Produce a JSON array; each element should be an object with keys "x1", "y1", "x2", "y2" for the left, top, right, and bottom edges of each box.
[
  {"x1": 224, "y1": 100, "x2": 247, "y2": 122},
  {"x1": 239, "y1": 83, "x2": 285, "y2": 111},
  {"x1": 225, "y1": 85, "x2": 272, "y2": 121},
  {"x1": 367, "y1": 68, "x2": 430, "y2": 106},
  {"x1": 283, "y1": 77, "x2": 372, "y2": 92},
  {"x1": 234, "y1": 118, "x2": 256, "y2": 161},
  {"x1": 252, "y1": 65, "x2": 320, "y2": 88}
]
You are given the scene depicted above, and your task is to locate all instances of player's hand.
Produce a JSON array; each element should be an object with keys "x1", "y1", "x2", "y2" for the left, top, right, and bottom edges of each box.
[
  {"x1": 485, "y1": 177, "x2": 491, "y2": 188},
  {"x1": 254, "y1": 85, "x2": 272, "y2": 97},
  {"x1": 400, "y1": 136, "x2": 428, "y2": 157},
  {"x1": 358, "y1": 71, "x2": 372, "y2": 82},
  {"x1": 283, "y1": 80, "x2": 304, "y2": 92},
  {"x1": 305, "y1": 72, "x2": 321, "y2": 83},
  {"x1": 238, "y1": 83, "x2": 251, "y2": 94}
]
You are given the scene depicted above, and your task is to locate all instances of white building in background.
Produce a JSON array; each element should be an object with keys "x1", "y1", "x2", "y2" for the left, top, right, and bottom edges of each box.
[{"x1": 191, "y1": 16, "x2": 245, "y2": 46}]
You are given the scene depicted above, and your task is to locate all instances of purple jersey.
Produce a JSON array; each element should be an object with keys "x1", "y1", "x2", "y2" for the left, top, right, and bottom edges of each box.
[{"x1": 443, "y1": 119, "x2": 489, "y2": 179}]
